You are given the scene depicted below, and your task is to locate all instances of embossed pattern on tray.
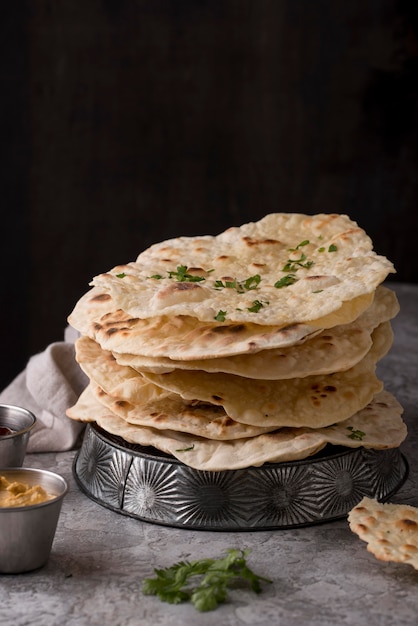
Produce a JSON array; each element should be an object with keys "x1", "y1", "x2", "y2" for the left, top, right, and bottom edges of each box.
[{"x1": 73, "y1": 423, "x2": 409, "y2": 530}]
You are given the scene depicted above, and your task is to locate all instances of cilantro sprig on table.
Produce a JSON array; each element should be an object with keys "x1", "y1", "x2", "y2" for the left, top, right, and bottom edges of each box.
[{"x1": 142, "y1": 548, "x2": 272, "y2": 612}]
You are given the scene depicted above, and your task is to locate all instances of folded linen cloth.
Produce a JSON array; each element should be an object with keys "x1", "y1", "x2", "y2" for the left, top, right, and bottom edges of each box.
[{"x1": 0, "y1": 327, "x2": 88, "y2": 452}]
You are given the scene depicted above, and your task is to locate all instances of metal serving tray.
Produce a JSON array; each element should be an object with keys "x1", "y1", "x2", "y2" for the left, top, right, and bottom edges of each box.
[{"x1": 73, "y1": 423, "x2": 408, "y2": 531}]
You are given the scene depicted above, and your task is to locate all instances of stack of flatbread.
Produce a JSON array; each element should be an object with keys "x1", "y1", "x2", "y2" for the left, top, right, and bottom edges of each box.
[{"x1": 66, "y1": 213, "x2": 407, "y2": 470}]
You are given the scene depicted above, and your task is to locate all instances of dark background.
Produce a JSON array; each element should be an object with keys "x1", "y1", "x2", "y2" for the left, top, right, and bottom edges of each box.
[{"x1": 2, "y1": 0, "x2": 418, "y2": 390}]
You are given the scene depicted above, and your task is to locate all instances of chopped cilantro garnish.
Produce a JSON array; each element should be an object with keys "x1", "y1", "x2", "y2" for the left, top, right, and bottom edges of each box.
[
  {"x1": 148, "y1": 265, "x2": 207, "y2": 282},
  {"x1": 347, "y1": 426, "x2": 366, "y2": 441},
  {"x1": 175, "y1": 445, "x2": 195, "y2": 452},
  {"x1": 288, "y1": 239, "x2": 310, "y2": 251},
  {"x1": 168, "y1": 265, "x2": 206, "y2": 282},
  {"x1": 274, "y1": 274, "x2": 298, "y2": 288},
  {"x1": 115, "y1": 272, "x2": 126, "y2": 278},
  {"x1": 328, "y1": 244, "x2": 338, "y2": 252},
  {"x1": 214, "y1": 310, "x2": 227, "y2": 322},
  {"x1": 214, "y1": 274, "x2": 261, "y2": 293},
  {"x1": 247, "y1": 299, "x2": 269, "y2": 313},
  {"x1": 282, "y1": 253, "x2": 314, "y2": 272}
]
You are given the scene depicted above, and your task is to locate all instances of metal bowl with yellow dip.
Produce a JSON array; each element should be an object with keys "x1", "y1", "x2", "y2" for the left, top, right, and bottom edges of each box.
[{"x1": 0, "y1": 468, "x2": 68, "y2": 573}]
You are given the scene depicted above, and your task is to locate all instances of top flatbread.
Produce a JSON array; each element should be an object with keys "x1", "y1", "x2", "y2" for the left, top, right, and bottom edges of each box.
[{"x1": 90, "y1": 213, "x2": 394, "y2": 325}]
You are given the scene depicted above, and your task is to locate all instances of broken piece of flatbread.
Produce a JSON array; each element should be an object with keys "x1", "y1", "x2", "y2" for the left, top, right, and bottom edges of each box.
[{"x1": 348, "y1": 497, "x2": 418, "y2": 570}]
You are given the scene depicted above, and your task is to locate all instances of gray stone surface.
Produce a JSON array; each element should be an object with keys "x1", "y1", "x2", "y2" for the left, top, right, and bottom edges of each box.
[{"x1": 1, "y1": 282, "x2": 417, "y2": 626}]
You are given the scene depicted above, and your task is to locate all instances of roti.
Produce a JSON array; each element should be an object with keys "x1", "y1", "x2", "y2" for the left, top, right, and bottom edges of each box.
[
  {"x1": 90, "y1": 213, "x2": 394, "y2": 325},
  {"x1": 90, "y1": 382, "x2": 278, "y2": 440},
  {"x1": 348, "y1": 497, "x2": 418, "y2": 571},
  {"x1": 66, "y1": 388, "x2": 406, "y2": 470},
  {"x1": 113, "y1": 286, "x2": 399, "y2": 379},
  {"x1": 74, "y1": 322, "x2": 392, "y2": 429},
  {"x1": 67, "y1": 285, "x2": 395, "y2": 362}
]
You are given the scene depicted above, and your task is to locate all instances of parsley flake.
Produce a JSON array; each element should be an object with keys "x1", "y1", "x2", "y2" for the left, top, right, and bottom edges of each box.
[
  {"x1": 214, "y1": 310, "x2": 227, "y2": 322},
  {"x1": 168, "y1": 265, "x2": 206, "y2": 282},
  {"x1": 347, "y1": 426, "x2": 366, "y2": 441},
  {"x1": 214, "y1": 274, "x2": 261, "y2": 293},
  {"x1": 115, "y1": 272, "x2": 126, "y2": 278},
  {"x1": 274, "y1": 274, "x2": 298, "y2": 289},
  {"x1": 328, "y1": 244, "x2": 338, "y2": 252},
  {"x1": 247, "y1": 299, "x2": 269, "y2": 313}
]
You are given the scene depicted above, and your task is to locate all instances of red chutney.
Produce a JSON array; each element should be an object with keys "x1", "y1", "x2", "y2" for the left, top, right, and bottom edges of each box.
[{"x1": 0, "y1": 426, "x2": 14, "y2": 436}]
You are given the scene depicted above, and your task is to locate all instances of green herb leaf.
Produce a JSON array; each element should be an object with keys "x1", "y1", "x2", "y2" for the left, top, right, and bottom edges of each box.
[
  {"x1": 318, "y1": 247, "x2": 325, "y2": 252},
  {"x1": 274, "y1": 274, "x2": 298, "y2": 288},
  {"x1": 247, "y1": 299, "x2": 269, "y2": 313},
  {"x1": 288, "y1": 239, "x2": 310, "y2": 251},
  {"x1": 214, "y1": 310, "x2": 227, "y2": 322},
  {"x1": 328, "y1": 244, "x2": 338, "y2": 252},
  {"x1": 168, "y1": 265, "x2": 206, "y2": 282},
  {"x1": 214, "y1": 274, "x2": 261, "y2": 293},
  {"x1": 282, "y1": 253, "x2": 314, "y2": 272},
  {"x1": 346, "y1": 426, "x2": 366, "y2": 441},
  {"x1": 175, "y1": 445, "x2": 195, "y2": 452},
  {"x1": 115, "y1": 272, "x2": 126, "y2": 278},
  {"x1": 244, "y1": 274, "x2": 261, "y2": 290},
  {"x1": 142, "y1": 549, "x2": 272, "y2": 613},
  {"x1": 149, "y1": 274, "x2": 164, "y2": 279}
]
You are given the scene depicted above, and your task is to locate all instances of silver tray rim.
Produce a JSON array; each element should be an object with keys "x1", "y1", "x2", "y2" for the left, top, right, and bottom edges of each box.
[{"x1": 73, "y1": 423, "x2": 409, "y2": 531}]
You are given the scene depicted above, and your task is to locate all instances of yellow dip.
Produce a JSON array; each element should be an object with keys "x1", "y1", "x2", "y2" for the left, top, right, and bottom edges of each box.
[{"x1": 0, "y1": 475, "x2": 54, "y2": 507}]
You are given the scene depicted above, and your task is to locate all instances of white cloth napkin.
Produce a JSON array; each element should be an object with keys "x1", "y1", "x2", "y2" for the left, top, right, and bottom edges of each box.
[{"x1": 0, "y1": 327, "x2": 88, "y2": 452}]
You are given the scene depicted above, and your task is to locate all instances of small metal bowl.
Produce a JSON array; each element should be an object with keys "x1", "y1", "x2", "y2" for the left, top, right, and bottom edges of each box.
[
  {"x1": 0, "y1": 468, "x2": 68, "y2": 573},
  {"x1": 0, "y1": 405, "x2": 36, "y2": 467}
]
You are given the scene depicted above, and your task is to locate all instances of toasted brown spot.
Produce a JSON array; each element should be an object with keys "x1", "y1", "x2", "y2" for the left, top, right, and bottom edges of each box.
[
  {"x1": 211, "y1": 324, "x2": 246, "y2": 334},
  {"x1": 396, "y1": 518, "x2": 418, "y2": 530},
  {"x1": 242, "y1": 236, "x2": 281, "y2": 246},
  {"x1": 153, "y1": 414, "x2": 169, "y2": 422},
  {"x1": 115, "y1": 400, "x2": 129, "y2": 408},
  {"x1": 277, "y1": 323, "x2": 304, "y2": 335},
  {"x1": 324, "y1": 385, "x2": 337, "y2": 392},
  {"x1": 212, "y1": 395, "x2": 223, "y2": 402},
  {"x1": 173, "y1": 282, "x2": 202, "y2": 291},
  {"x1": 91, "y1": 293, "x2": 112, "y2": 302},
  {"x1": 402, "y1": 544, "x2": 418, "y2": 552},
  {"x1": 357, "y1": 523, "x2": 369, "y2": 532},
  {"x1": 216, "y1": 255, "x2": 231, "y2": 261},
  {"x1": 354, "y1": 506, "x2": 368, "y2": 513}
]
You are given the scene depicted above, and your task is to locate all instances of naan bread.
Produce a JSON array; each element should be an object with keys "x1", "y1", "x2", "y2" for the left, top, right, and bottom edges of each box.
[
  {"x1": 348, "y1": 497, "x2": 418, "y2": 571},
  {"x1": 91, "y1": 213, "x2": 394, "y2": 325},
  {"x1": 113, "y1": 286, "x2": 399, "y2": 379},
  {"x1": 67, "y1": 284, "x2": 395, "y2": 361},
  {"x1": 91, "y1": 382, "x2": 277, "y2": 440},
  {"x1": 74, "y1": 322, "x2": 392, "y2": 429},
  {"x1": 66, "y1": 388, "x2": 406, "y2": 470}
]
